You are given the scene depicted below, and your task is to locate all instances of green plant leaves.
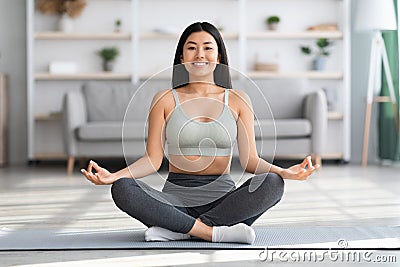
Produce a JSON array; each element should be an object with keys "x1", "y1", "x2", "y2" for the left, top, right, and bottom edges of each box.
[{"x1": 98, "y1": 47, "x2": 119, "y2": 61}]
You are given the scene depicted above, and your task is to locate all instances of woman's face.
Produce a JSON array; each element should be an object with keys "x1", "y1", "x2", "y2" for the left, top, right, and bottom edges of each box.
[{"x1": 181, "y1": 31, "x2": 220, "y2": 80}]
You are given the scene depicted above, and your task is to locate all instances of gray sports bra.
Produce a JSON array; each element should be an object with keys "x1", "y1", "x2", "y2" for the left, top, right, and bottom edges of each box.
[{"x1": 165, "y1": 88, "x2": 237, "y2": 156}]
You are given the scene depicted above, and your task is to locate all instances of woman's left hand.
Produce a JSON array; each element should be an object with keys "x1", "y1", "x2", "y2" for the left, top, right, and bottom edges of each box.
[{"x1": 280, "y1": 156, "x2": 320, "y2": 180}]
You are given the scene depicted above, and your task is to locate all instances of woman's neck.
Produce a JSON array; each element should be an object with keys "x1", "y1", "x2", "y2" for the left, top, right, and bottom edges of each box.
[
  {"x1": 188, "y1": 72, "x2": 215, "y2": 87},
  {"x1": 184, "y1": 82, "x2": 222, "y2": 95}
]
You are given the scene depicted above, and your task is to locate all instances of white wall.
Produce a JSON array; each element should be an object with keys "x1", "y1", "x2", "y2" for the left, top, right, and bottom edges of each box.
[
  {"x1": 0, "y1": 0, "x2": 27, "y2": 164},
  {"x1": 0, "y1": 0, "x2": 380, "y2": 165}
]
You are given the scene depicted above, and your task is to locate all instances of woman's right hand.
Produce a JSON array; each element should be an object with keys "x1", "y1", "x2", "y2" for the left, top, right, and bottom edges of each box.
[{"x1": 81, "y1": 160, "x2": 118, "y2": 185}]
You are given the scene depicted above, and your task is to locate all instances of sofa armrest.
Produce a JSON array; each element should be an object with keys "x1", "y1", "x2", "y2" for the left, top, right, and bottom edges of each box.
[
  {"x1": 304, "y1": 90, "x2": 327, "y2": 156},
  {"x1": 62, "y1": 91, "x2": 87, "y2": 156}
]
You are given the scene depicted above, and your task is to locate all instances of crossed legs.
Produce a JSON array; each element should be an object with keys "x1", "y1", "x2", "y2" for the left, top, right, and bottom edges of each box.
[{"x1": 111, "y1": 172, "x2": 284, "y2": 243}]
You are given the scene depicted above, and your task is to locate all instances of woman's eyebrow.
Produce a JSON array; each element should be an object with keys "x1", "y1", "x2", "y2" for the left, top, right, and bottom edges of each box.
[{"x1": 186, "y1": 41, "x2": 215, "y2": 45}]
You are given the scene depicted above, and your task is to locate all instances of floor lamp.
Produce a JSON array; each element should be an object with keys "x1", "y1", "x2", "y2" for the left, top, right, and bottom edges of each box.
[{"x1": 355, "y1": 0, "x2": 399, "y2": 167}]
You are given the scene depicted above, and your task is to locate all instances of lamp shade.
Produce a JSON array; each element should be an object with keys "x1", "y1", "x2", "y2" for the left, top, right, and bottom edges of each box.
[{"x1": 355, "y1": 0, "x2": 397, "y2": 32}]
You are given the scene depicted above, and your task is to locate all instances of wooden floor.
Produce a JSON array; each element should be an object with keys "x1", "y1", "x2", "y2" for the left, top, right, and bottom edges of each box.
[{"x1": 0, "y1": 162, "x2": 399, "y2": 266}]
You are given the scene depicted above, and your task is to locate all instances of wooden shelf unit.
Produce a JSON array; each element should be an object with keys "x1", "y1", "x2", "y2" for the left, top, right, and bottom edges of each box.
[
  {"x1": 35, "y1": 73, "x2": 132, "y2": 80},
  {"x1": 247, "y1": 31, "x2": 343, "y2": 40},
  {"x1": 140, "y1": 32, "x2": 238, "y2": 40},
  {"x1": 327, "y1": 112, "x2": 344, "y2": 120},
  {"x1": 0, "y1": 74, "x2": 7, "y2": 166},
  {"x1": 27, "y1": 0, "x2": 351, "y2": 162},
  {"x1": 35, "y1": 32, "x2": 132, "y2": 40},
  {"x1": 246, "y1": 71, "x2": 343, "y2": 80}
]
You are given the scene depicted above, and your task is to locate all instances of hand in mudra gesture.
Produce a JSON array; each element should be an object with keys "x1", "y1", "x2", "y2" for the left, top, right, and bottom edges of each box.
[
  {"x1": 81, "y1": 160, "x2": 117, "y2": 185},
  {"x1": 281, "y1": 156, "x2": 320, "y2": 181}
]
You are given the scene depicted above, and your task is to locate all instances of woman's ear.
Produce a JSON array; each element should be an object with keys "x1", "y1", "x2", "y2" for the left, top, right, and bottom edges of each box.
[
  {"x1": 218, "y1": 54, "x2": 221, "y2": 63},
  {"x1": 180, "y1": 55, "x2": 183, "y2": 63}
]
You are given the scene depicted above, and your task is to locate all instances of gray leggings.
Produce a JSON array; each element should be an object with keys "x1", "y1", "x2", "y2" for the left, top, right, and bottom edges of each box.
[{"x1": 111, "y1": 172, "x2": 284, "y2": 234}]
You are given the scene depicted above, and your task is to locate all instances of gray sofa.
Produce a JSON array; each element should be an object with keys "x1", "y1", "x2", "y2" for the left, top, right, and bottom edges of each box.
[
  {"x1": 232, "y1": 78, "x2": 327, "y2": 163},
  {"x1": 62, "y1": 78, "x2": 326, "y2": 174}
]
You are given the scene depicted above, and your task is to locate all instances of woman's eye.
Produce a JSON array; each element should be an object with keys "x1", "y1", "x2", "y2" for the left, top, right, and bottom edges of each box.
[
  {"x1": 205, "y1": 47, "x2": 213, "y2": 50},
  {"x1": 187, "y1": 47, "x2": 196, "y2": 50}
]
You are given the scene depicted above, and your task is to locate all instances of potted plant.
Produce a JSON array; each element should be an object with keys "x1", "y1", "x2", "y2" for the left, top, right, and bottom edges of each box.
[
  {"x1": 300, "y1": 38, "x2": 334, "y2": 70},
  {"x1": 36, "y1": 0, "x2": 87, "y2": 32},
  {"x1": 265, "y1": 16, "x2": 280, "y2": 31},
  {"x1": 115, "y1": 19, "x2": 122, "y2": 33},
  {"x1": 97, "y1": 47, "x2": 119, "y2": 72}
]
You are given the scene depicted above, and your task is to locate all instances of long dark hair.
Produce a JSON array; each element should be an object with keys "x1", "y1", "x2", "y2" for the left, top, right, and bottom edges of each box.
[{"x1": 172, "y1": 22, "x2": 232, "y2": 89}]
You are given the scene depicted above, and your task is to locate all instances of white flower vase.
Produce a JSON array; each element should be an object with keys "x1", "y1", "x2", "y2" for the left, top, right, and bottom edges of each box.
[
  {"x1": 267, "y1": 22, "x2": 279, "y2": 31},
  {"x1": 312, "y1": 57, "x2": 327, "y2": 71},
  {"x1": 59, "y1": 14, "x2": 74, "y2": 33}
]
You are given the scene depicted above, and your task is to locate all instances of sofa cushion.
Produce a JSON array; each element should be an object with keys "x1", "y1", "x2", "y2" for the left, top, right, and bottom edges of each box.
[
  {"x1": 83, "y1": 80, "x2": 172, "y2": 123},
  {"x1": 83, "y1": 82, "x2": 136, "y2": 122},
  {"x1": 124, "y1": 79, "x2": 172, "y2": 121},
  {"x1": 232, "y1": 78, "x2": 310, "y2": 119},
  {"x1": 254, "y1": 119, "x2": 312, "y2": 139},
  {"x1": 77, "y1": 122, "x2": 147, "y2": 141}
]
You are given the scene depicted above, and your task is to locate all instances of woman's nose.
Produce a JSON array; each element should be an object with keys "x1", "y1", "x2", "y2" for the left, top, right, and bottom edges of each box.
[{"x1": 195, "y1": 49, "x2": 205, "y2": 59}]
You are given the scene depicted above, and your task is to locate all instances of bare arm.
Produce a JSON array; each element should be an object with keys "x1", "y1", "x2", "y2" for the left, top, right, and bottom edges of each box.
[
  {"x1": 82, "y1": 90, "x2": 169, "y2": 185},
  {"x1": 233, "y1": 90, "x2": 319, "y2": 180}
]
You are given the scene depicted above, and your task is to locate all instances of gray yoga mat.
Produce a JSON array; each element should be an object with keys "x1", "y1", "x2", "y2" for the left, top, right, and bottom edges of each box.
[{"x1": 0, "y1": 226, "x2": 399, "y2": 250}]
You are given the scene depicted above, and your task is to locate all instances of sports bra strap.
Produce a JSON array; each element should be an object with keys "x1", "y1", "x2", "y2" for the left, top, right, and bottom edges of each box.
[
  {"x1": 224, "y1": 89, "x2": 229, "y2": 106},
  {"x1": 171, "y1": 89, "x2": 180, "y2": 106}
]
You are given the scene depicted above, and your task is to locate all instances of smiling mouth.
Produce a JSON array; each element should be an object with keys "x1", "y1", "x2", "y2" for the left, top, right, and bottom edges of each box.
[{"x1": 192, "y1": 62, "x2": 209, "y2": 66}]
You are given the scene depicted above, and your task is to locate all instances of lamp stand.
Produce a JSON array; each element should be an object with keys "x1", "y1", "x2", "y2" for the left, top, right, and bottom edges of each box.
[{"x1": 362, "y1": 31, "x2": 399, "y2": 167}]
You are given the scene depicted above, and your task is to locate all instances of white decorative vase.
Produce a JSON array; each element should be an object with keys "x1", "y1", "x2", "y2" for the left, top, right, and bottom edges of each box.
[
  {"x1": 267, "y1": 22, "x2": 279, "y2": 31},
  {"x1": 59, "y1": 14, "x2": 74, "y2": 33},
  {"x1": 312, "y1": 57, "x2": 327, "y2": 71}
]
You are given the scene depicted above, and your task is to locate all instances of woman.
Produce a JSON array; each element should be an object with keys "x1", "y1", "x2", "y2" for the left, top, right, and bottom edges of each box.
[{"x1": 81, "y1": 22, "x2": 319, "y2": 244}]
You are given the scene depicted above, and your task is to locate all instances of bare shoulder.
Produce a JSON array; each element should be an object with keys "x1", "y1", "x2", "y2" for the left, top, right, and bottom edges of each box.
[
  {"x1": 229, "y1": 89, "x2": 252, "y2": 107},
  {"x1": 150, "y1": 89, "x2": 175, "y2": 108},
  {"x1": 152, "y1": 89, "x2": 173, "y2": 103}
]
